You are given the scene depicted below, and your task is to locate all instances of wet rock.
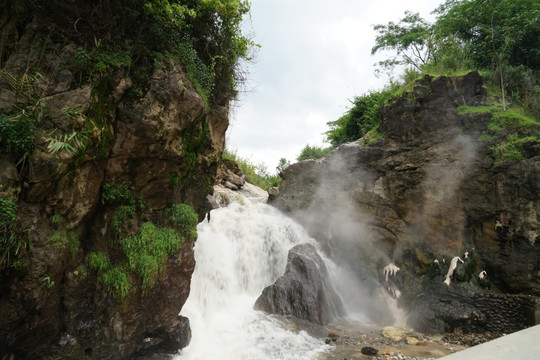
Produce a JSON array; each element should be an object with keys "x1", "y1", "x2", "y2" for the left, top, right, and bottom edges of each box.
[
  {"x1": 254, "y1": 243, "x2": 344, "y2": 325},
  {"x1": 361, "y1": 346, "x2": 379, "y2": 355},
  {"x1": 405, "y1": 337, "x2": 419, "y2": 345},
  {"x1": 267, "y1": 186, "x2": 279, "y2": 199}
]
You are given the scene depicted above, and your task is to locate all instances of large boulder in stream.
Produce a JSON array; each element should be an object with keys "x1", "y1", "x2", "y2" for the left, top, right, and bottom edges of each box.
[{"x1": 254, "y1": 243, "x2": 344, "y2": 325}]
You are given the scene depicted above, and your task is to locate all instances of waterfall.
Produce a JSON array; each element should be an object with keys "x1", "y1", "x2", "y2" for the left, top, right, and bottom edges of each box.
[{"x1": 176, "y1": 193, "x2": 331, "y2": 360}]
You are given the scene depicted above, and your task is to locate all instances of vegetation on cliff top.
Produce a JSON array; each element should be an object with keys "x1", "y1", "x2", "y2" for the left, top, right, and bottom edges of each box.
[
  {"x1": 1, "y1": 0, "x2": 254, "y2": 105},
  {"x1": 223, "y1": 148, "x2": 283, "y2": 189},
  {"x1": 302, "y1": 0, "x2": 539, "y2": 161}
]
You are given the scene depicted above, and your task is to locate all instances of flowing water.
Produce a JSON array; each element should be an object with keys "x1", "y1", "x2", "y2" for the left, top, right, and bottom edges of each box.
[{"x1": 175, "y1": 193, "x2": 332, "y2": 360}]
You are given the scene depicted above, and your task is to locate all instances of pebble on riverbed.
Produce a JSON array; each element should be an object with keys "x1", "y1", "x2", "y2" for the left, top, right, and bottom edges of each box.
[
  {"x1": 376, "y1": 352, "x2": 435, "y2": 360},
  {"x1": 361, "y1": 346, "x2": 379, "y2": 355}
]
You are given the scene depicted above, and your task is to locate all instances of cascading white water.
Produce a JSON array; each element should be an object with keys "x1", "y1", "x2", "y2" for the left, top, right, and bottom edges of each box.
[{"x1": 176, "y1": 194, "x2": 331, "y2": 360}]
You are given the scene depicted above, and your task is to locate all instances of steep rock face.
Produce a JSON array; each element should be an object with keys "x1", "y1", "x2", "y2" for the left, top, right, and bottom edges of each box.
[
  {"x1": 0, "y1": 17, "x2": 227, "y2": 360},
  {"x1": 271, "y1": 72, "x2": 540, "y2": 333},
  {"x1": 254, "y1": 243, "x2": 344, "y2": 325}
]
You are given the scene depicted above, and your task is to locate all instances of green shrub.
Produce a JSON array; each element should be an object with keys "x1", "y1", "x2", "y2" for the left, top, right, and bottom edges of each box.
[
  {"x1": 222, "y1": 149, "x2": 280, "y2": 189},
  {"x1": 102, "y1": 183, "x2": 135, "y2": 206},
  {"x1": 297, "y1": 145, "x2": 332, "y2": 161},
  {"x1": 170, "y1": 203, "x2": 198, "y2": 240},
  {"x1": 325, "y1": 89, "x2": 392, "y2": 147},
  {"x1": 50, "y1": 214, "x2": 66, "y2": 227},
  {"x1": 110, "y1": 205, "x2": 136, "y2": 236},
  {"x1": 87, "y1": 251, "x2": 111, "y2": 275},
  {"x1": 102, "y1": 265, "x2": 130, "y2": 300},
  {"x1": 177, "y1": 40, "x2": 214, "y2": 106},
  {"x1": 93, "y1": 47, "x2": 132, "y2": 74},
  {"x1": 0, "y1": 112, "x2": 35, "y2": 155},
  {"x1": 0, "y1": 198, "x2": 25, "y2": 269},
  {"x1": 68, "y1": 231, "x2": 79, "y2": 257},
  {"x1": 47, "y1": 230, "x2": 67, "y2": 249},
  {"x1": 122, "y1": 222, "x2": 184, "y2": 292}
]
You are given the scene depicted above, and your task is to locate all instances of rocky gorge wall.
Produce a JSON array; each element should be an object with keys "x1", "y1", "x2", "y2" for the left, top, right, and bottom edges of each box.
[
  {"x1": 0, "y1": 14, "x2": 229, "y2": 360},
  {"x1": 270, "y1": 72, "x2": 540, "y2": 334}
]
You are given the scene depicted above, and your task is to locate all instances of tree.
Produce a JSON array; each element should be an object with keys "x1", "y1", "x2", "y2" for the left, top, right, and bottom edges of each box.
[
  {"x1": 371, "y1": 11, "x2": 433, "y2": 76},
  {"x1": 297, "y1": 145, "x2": 332, "y2": 162},
  {"x1": 276, "y1": 158, "x2": 291, "y2": 174},
  {"x1": 434, "y1": 0, "x2": 540, "y2": 70},
  {"x1": 325, "y1": 90, "x2": 391, "y2": 148},
  {"x1": 434, "y1": 0, "x2": 540, "y2": 110}
]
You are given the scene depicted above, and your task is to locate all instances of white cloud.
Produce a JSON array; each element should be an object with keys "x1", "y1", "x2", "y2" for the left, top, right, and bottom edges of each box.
[{"x1": 228, "y1": 0, "x2": 442, "y2": 173}]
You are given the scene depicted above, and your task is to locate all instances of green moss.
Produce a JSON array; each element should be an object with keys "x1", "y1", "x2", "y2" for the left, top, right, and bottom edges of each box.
[
  {"x1": 74, "y1": 265, "x2": 88, "y2": 279},
  {"x1": 493, "y1": 109, "x2": 538, "y2": 129},
  {"x1": 87, "y1": 251, "x2": 130, "y2": 300},
  {"x1": 93, "y1": 47, "x2": 132, "y2": 74},
  {"x1": 457, "y1": 105, "x2": 500, "y2": 115},
  {"x1": 88, "y1": 199, "x2": 197, "y2": 300}
]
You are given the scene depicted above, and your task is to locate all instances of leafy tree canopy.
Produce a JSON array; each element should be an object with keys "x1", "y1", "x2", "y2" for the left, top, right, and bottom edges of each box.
[
  {"x1": 325, "y1": 90, "x2": 392, "y2": 148},
  {"x1": 371, "y1": 11, "x2": 433, "y2": 75},
  {"x1": 434, "y1": 0, "x2": 540, "y2": 70},
  {"x1": 297, "y1": 145, "x2": 332, "y2": 162},
  {"x1": 3, "y1": 0, "x2": 255, "y2": 104}
]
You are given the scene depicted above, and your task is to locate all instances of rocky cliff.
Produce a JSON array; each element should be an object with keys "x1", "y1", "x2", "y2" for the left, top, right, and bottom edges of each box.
[
  {"x1": 271, "y1": 72, "x2": 540, "y2": 333},
  {"x1": 0, "y1": 8, "x2": 230, "y2": 360}
]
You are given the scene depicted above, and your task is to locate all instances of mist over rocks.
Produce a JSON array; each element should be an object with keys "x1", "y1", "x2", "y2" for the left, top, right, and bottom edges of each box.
[{"x1": 270, "y1": 72, "x2": 540, "y2": 333}]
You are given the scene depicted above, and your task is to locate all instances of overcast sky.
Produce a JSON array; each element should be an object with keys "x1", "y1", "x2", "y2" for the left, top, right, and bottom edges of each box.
[{"x1": 227, "y1": 0, "x2": 442, "y2": 174}]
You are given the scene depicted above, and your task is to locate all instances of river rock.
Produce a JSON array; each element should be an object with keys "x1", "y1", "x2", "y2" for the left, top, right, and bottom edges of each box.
[
  {"x1": 254, "y1": 243, "x2": 344, "y2": 325},
  {"x1": 381, "y1": 326, "x2": 410, "y2": 342}
]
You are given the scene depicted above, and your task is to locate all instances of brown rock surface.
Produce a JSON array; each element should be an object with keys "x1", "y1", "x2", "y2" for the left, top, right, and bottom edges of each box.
[{"x1": 0, "y1": 11, "x2": 228, "y2": 360}]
